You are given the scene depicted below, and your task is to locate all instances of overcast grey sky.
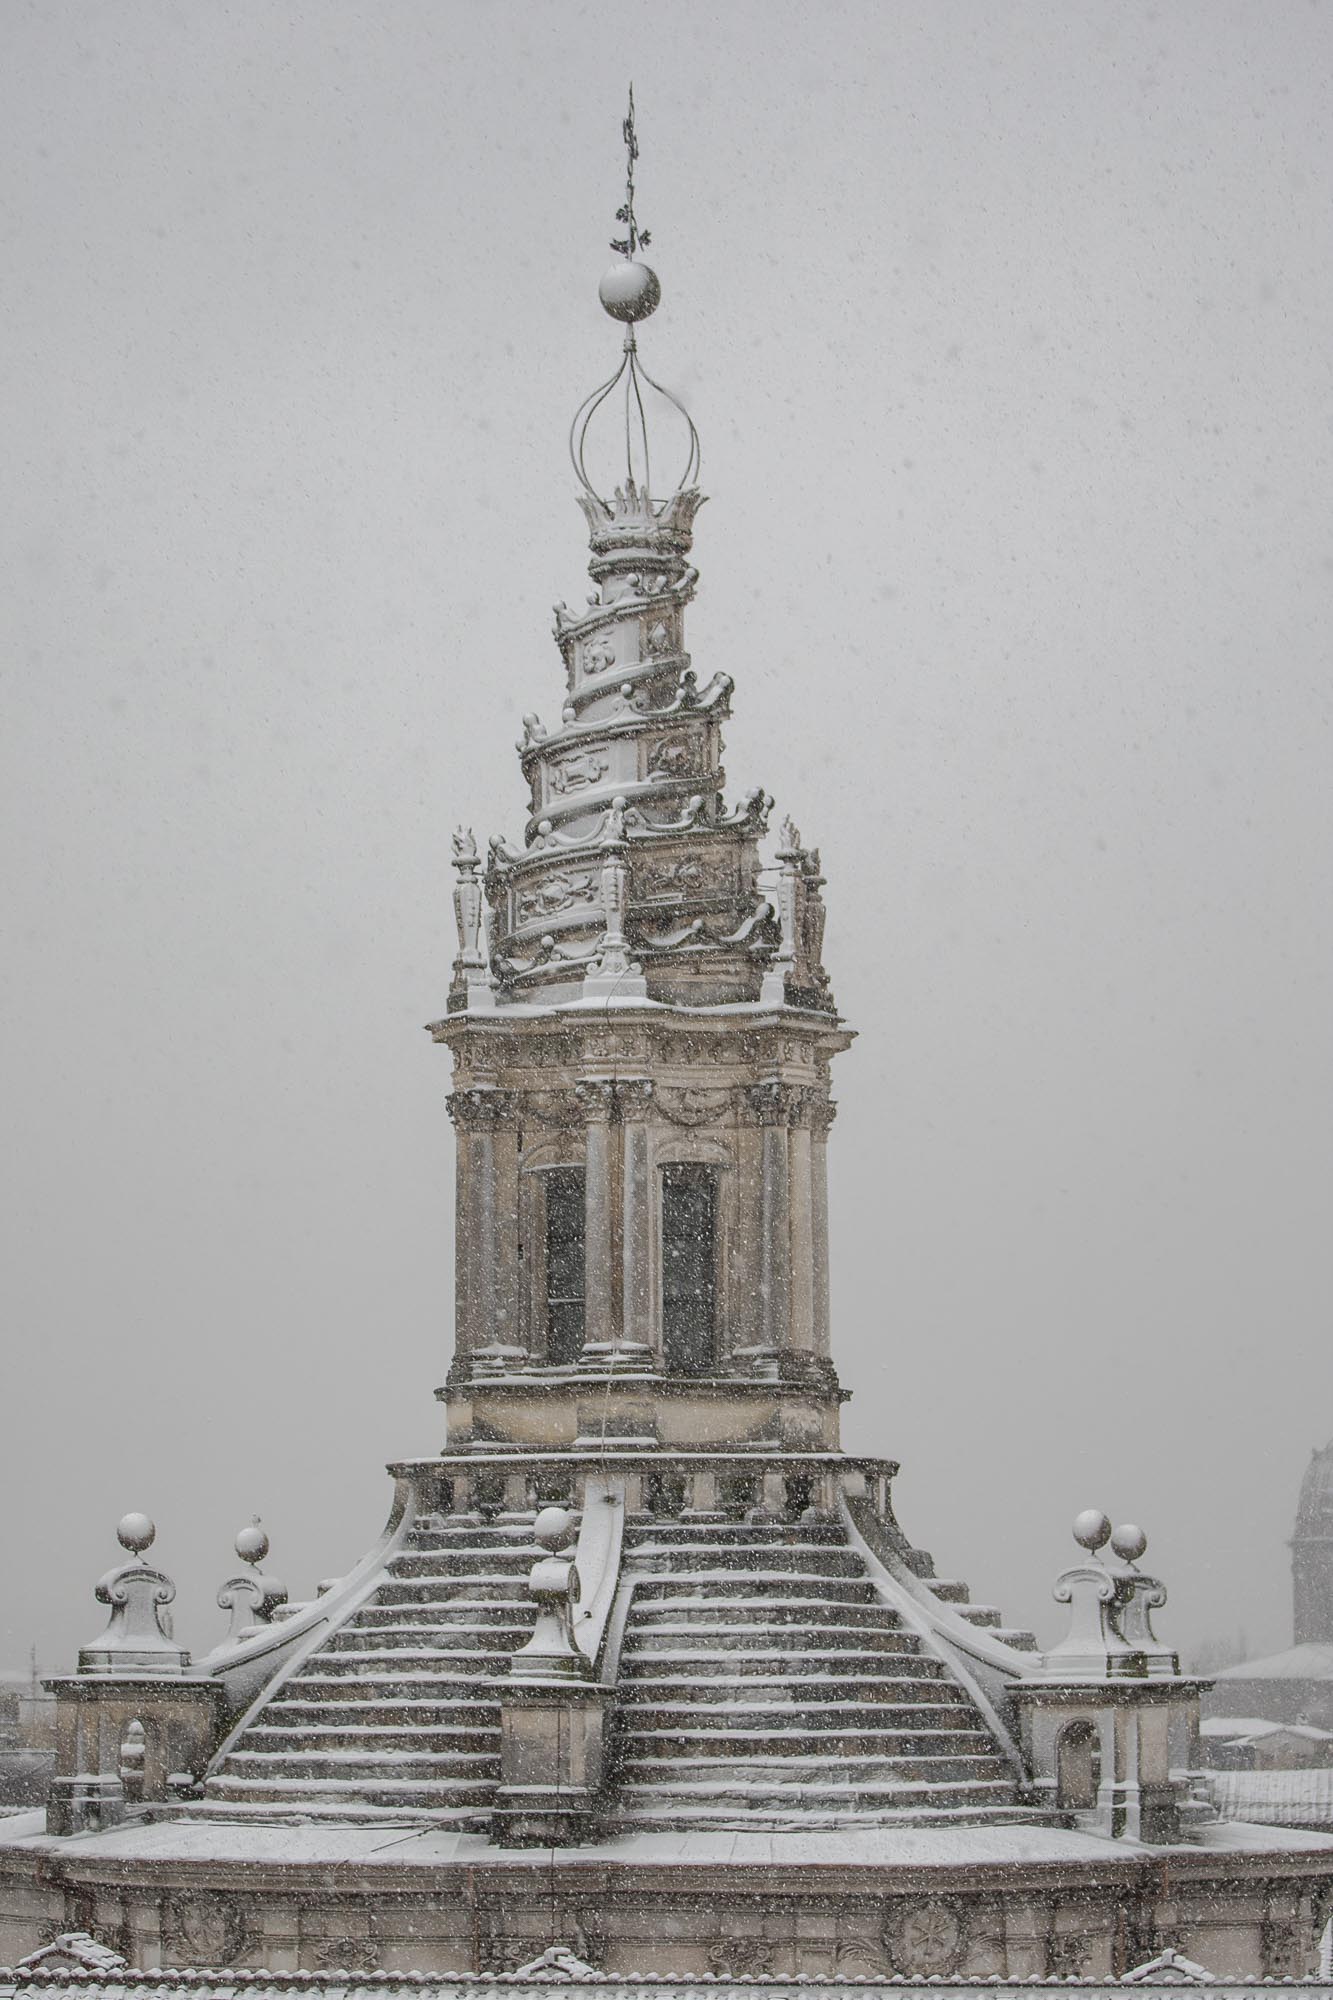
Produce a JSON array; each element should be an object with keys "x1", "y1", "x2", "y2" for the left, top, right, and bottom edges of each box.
[{"x1": 2, "y1": 0, "x2": 1330, "y2": 1673}]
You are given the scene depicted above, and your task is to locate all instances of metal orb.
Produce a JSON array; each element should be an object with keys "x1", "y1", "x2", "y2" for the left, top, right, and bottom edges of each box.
[
  {"x1": 1072, "y1": 1508, "x2": 1112, "y2": 1552},
  {"x1": 598, "y1": 260, "x2": 661, "y2": 323},
  {"x1": 533, "y1": 1505, "x2": 575, "y2": 1551},
  {"x1": 235, "y1": 1524, "x2": 270, "y2": 1566},
  {"x1": 1111, "y1": 1523, "x2": 1148, "y2": 1564},
  {"x1": 117, "y1": 1512, "x2": 156, "y2": 1555}
]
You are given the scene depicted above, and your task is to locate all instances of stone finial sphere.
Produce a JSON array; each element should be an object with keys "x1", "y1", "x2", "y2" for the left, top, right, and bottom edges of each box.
[
  {"x1": 1111, "y1": 1523, "x2": 1148, "y2": 1563},
  {"x1": 599, "y1": 260, "x2": 661, "y2": 323},
  {"x1": 117, "y1": 1512, "x2": 156, "y2": 1555},
  {"x1": 1072, "y1": 1508, "x2": 1112, "y2": 1552},
  {"x1": 235, "y1": 1524, "x2": 270, "y2": 1565},
  {"x1": 533, "y1": 1506, "x2": 575, "y2": 1551}
]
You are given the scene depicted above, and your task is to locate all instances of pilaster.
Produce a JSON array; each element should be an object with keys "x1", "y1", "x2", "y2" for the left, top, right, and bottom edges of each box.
[
  {"x1": 617, "y1": 1078, "x2": 656, "y2": 1362},
  {"x1": 574, "y1": 1080, "x2": 617, "y2": 1356},
  {"x1": 447, "y1": 1087, "x2": 524, "y2": 1368},
  {"x1": 810, "y1": 1097, "x2": 835, "y2": 1357}
]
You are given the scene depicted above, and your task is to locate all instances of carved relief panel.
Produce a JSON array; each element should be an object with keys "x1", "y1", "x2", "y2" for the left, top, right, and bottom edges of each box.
[
  {"x1": 544, "y1": 749, "x2": 609, "y2": 799},
  {"x1": 636, "y1": 849, "x2": 736, "y2": 904},
  {"x1": 643, "y1": 729, "x2": 707, "y2": 784},
  {"x1": 513, "y1": 869, "x2": 598, "y2": 928}
]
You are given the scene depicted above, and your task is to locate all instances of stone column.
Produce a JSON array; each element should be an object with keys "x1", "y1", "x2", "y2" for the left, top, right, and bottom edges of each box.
[
  {"x1": 617, "y1": 1079, "x2": 656, "y2": 1362},
  {"x1": 810, "y1": 1097, "x2": 835, "y2": 1357},
  {"x1": 788, "y1": 1095, "x2": 816, "y2": 1358},
  {"x1": 738, "y1": 1081, "x2": 796, "y2": 1375},
  {"x1": 448, "y1": 1087, "x2": 524, "y2": 1369},
  {"x1": 575, "y1": 1080, "x2": 617, "y2": 1358}
]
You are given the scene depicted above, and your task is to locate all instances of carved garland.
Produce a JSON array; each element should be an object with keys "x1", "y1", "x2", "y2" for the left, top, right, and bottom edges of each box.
[{"x1": 655, "y1": 1086, "x2": 733, "y2": 1127}]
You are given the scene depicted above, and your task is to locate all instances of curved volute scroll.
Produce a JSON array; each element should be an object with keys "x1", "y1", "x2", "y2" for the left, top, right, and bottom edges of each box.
[
  {"x1": 212, "y1": 1520, "x2": 289, "y2": 1649},
  {"x1": 79, "y1": 1513, "x2": 191, "y2": 1677},
  {"x1": 1035, "y1": 1511, "x2": 1180, "y2": 1681}
]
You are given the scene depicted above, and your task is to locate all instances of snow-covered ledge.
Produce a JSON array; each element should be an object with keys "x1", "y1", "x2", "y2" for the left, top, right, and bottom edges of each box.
[
  {"x1": 198, "y1": 1475, "x2": 417, "y2": 1762},
  {"x1": 840, "y1": 1492, "x2": 1032, "y2": 1776}
]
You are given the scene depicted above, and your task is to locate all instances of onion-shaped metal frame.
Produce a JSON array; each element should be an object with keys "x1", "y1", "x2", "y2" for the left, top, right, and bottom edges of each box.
[{"x1": 569, "y1": 330, "x2": 701, "y2": 517}]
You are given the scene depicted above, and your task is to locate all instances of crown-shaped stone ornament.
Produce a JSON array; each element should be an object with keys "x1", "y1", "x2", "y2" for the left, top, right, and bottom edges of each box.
[{"x1": 78, "y1": 1514, "x2": 190, "y2": 1676}]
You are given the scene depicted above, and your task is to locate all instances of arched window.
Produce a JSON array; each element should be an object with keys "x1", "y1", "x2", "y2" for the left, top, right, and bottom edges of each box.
[
  {"x1": 118, "y1": 1718, "x2": 146, "y2": 1802},
  {"x1": 661, "y1": 1163, "x2": 718, "y2": 1376},
  {"x1": 543, "y1": 1165, "x2": 586, "y2": 1365}
]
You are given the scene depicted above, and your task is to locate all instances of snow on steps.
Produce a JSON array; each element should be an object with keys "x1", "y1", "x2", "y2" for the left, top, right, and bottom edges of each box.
[
  {"x1": 201, "y1": 1521, "x2": 540, "y2": 1825},
  {"x1": 609, "y1": 1520, "x2": 1029, "y2": 1832},
  {"x1": 197, "y1": 1509, "x2": 1044, "y2": 1832}
]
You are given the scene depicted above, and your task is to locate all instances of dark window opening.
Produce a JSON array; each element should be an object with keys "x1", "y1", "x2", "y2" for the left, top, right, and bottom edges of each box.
[
  {"x1": 661, "y1": 1164, "x2": 717, "y2": 1377},
  {"x1": 544, "y1": 1166, "x2": 586, "y2": 1365}
]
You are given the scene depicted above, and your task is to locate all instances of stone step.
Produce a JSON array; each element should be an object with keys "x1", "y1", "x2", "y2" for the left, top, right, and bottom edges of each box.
[
  {"x1": 325, "y1": 1623, "x2": 530, "y2": 1653},
  {"x1": 242, "y1": 1724, "x2": 500, "y2": 1753},
  {"x1": 376, "y1": 1560, "x2": 532, "y2": 1592},
  {"x1": 613, "y1": 1799, "x2": 1024, "y2": 1832},
  {"x1": 189, "y1": 1794, "x2": 485, "y2": 1827},
  {"x1": 355, "y1": 1598, "x2": 529, "y2": 1626},
  {"x1": 628, "y1": 1595, "x2": 904, "y2": 1629},
  {"x1": 387, "y1": 1551, "x2": 538, "y2": 1576},
  {"x1": 265, "y1": 1698, "x2": 502, "y2": 1727},
  {"x1": 204, "y1": 1773, "x2": 496, "y2": 1809},
  {"x1": 621, "y1": 1648, "x2": 945, "y2": 1679},
  {"x1": 223, "y1": 1750, "x2": 497, "y2": 1781},
  {"x1": 409, "y1": 1523, "x2": 548, "y2": 1549},
  {"x1": 628, "y1": 1699, "x2": 984, "y2": 1731},
  {"x1": 628, "y1": 1519, "x2": 846, "y2": 1537},
  {"x1": 627, "y1": 1532, "x2": 848, "y2": 1559},
  {"x1": 614, "y1": 1775, "x2": 1016, "y2": 1809},
  {"x1": 620, "y1": 1728, "x2": 1003, "y2": 1760},
  {"x1": 628, "y1": 1536, "x2": 856, "y2": 1568},
  {"x1": 312, "y1": 1640, "x2": 520, "y2": 1672},
  {"x1": 623, "y1": 1622, "x2": 919, "y2": 1655},
  {"x1": 618, "y1": 1752, "x2": 1007, "y2": 1786},
  {"x1": 629, "y1": 1574, "x2": 881, "y2": 1604},
  {"x1": 286, "y1": 1660, "x2": 509, "y2": 1691}
]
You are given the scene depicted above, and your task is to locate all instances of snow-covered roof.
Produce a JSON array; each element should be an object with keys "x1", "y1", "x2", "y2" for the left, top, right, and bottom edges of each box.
[
  {"x1": 1201, "y1": 1717, "x2": 1333, "y2": 1745},
  {"x1": 1208, "y1": 1768, "x2": 1333, "y2": 1826},
  {"x1": 1121, "y1": 1946, "x2": 1215, "y2": 1983}
]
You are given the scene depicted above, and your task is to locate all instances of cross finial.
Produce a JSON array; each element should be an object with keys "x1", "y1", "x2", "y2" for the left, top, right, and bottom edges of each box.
[{"x1": 611, "y1": 84, "x2": 651, "y2": 258}]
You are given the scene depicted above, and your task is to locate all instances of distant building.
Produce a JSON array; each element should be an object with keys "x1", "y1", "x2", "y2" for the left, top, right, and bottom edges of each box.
[
  {"x1": 0, "y1": 1671, "x2": 54, "y2": 1810},
  {"x1": 1207, "y1": 1441, "x2": 1333, "y2": 1733}
]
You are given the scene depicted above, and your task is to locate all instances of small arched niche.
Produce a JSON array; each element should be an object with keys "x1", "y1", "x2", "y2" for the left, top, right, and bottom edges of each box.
[{"x1": 1055, "y1": 1719, "x2": 1100, "y2": 1811}]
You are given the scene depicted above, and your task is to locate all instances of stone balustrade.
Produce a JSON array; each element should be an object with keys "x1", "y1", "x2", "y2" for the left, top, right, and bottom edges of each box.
[{"x1": 392, "y1": 1447, "x2": 899, "y2": 1534}]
